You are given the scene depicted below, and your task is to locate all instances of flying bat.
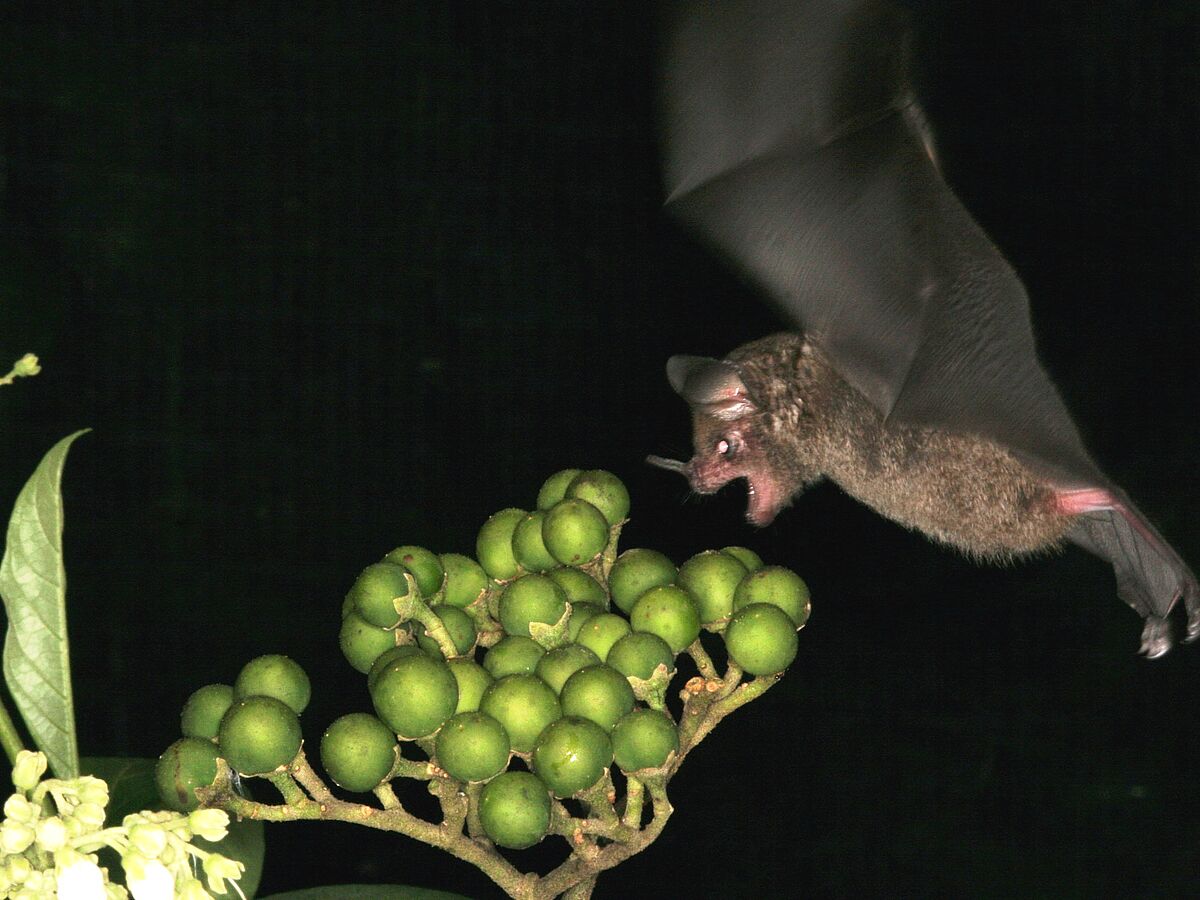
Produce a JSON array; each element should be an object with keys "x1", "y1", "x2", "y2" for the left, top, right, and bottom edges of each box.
[{"x1": 648, "y1": 0, "x2": 1198, "y2": 656}]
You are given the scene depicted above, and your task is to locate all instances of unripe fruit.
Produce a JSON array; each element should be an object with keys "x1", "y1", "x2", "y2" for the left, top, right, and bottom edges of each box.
[
  {"x1": 532, "y1": 717, "x2": 613, "y2": 797},
  {"x1": 434, "y1": 712, "x2": 511, "y2": 783},
  {"x1": 348, "y1": 562, "x2": 418, "y2": 628},
  {"x1": 724, "y1": 603, "x2": 799, "y2": 675},
  {"x1": 319, "y1": 713, "x2": 397, "y2": 793},
  {"x1": 536, "y1": 469, "x2": 582, "y2": 511},
  {"x1": 415, "y1": 605, "x2": 477, "y2": 657},
  {"x1": 566, "y1": 603, "x2": 605, "y2": 641},
  {"x1": 447, "y1": 658, "x2": 494, "y2": 714},
  {"x1": 676, "y1": 550, "x2": 748, "y2": 624},
  {"x1": 339, "y1": 611, "x2": 398, "y2": 674},
  {"x1": 559, "y1": 665, "x2": 635, "y2": 733},
  {"x1": 608, "y1": 548, "x2": 676, "y2": 615},
  {"x1": 498, "y1": 574, "x2": 569, "y2": 639},
  {"x1": 479, "y1": 675, "x2": 561, "y2": 754},
  {"x1": 547, "y1": 567, "x2": 608, "y2": 608},
  {"x1": 180, "y1": 684, "x2": 234, "y2": 741},
  {"x1": 606, "y1": 632, "x2": 675, "y2": 681},
  {"x1": 511, "y1": 511, "x2": 557, "y2": 573},
  {"x1": 367, "y1": 644, "x2": 424, "y2": 690},
  {"x1": 722, "y1": 546, "x2": 764, "y2": 572},
  {"x1": 630, "y1": 585, "x2": 701, "y2": 654},
  {"x1": 218, "y1": 696, "x2": 303, "y2": 776},
  {"x1": 574, "y1": 612, "x2": 631, "y2": 661},
  {"x1": 370, "y1": 652, "x2": 459, "y2": 739},
  {"x1": 233, "y1": 655, "x2": 311, "y2": 715},
  {"x1": 478, "y1": 771, "x2": 551, "y2": 849},
  {"x1": 382, "y1": 545, "x2": 444, "y2": 597},
  {"x1": 482, "y1": 636, "x2": 546, "y2": 679},
  {"x1": 156, "y1": 738, "x2": 220, "y2": 812},
  {"x1": 476, "y1": 508, "x2": 528, "y2": 581},
  {"x1": 565, "y1": 469, "x2": 630, "y2": 527},
  {"x1": 542, "y1": 499, "x2": 609, "y2": 566},
  {"x1": 535, "y1": 644, "x2": 601, "y2": 694},
  {"x1": 611, "y1": 708, "x2": 679, "y2": 772},
  {"x1": 438, "y1": 553, "x2": 489, "y2": 608},
  {"x1": 732, "y1": 565, "x2": 812, "y2": 627}
]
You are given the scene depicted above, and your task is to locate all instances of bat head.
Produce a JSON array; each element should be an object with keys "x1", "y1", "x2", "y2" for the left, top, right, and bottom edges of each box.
[{"x1": 662, "y1": 333, "x2": 827, "y2": 526}]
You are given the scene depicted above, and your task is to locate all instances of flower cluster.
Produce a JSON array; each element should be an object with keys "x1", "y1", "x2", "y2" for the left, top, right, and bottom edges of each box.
[{"x1": 0, "y1": 751, "x2": 244, "y2": 899}]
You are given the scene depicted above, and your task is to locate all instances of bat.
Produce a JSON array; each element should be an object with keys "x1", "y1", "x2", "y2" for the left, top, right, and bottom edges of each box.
[{"x1": 647, "y1": 0, "x2": 1198, "y2": 656}]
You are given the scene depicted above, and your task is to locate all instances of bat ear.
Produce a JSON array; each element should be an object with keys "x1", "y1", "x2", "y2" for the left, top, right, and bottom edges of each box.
[{"x1": 666, "y1": 355, "x2": 757, "y2": 420}]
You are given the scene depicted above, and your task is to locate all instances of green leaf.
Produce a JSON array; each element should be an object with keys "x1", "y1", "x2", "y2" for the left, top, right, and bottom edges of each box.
[
  {"x1": 0, "y1": 429, "x2": 89, "y2": 777},
  {"x1": 262, "y1": 888, "x2": 473, "y2": 900}
]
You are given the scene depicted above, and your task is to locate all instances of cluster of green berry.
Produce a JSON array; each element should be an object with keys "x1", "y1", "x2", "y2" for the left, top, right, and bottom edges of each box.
[
  {"x1": 2, "y1": 750, "x2": 240, "y2": 899},
  {"x1": 156, "y1": 467, "x2": 810, "y2": 861}
]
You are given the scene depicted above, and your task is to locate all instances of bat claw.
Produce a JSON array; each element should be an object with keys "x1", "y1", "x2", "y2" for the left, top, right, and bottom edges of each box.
[{"x1": 1139, "y1": 616, "x2": 1173, "y2": 658}]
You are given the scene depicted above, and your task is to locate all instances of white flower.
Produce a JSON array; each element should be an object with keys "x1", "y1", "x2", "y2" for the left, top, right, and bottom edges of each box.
[
  {"x1": 55, "y1": 849, "x2": 106, "y2": 900},
  {"x1": 177, "y1": 878, "x2": 214, "y2": 900},
  {"x1": 187, "y1": 809, "x2": 230, "y2": 843},
  {"x1": 201, "y1": 853, "x2": 244, "y2": 896},
  {"x1": 128, "y1": 823, "x2": 168, "y2": 859},
  {"x1": 124, "y1": 857, "x2": 174, "y2": 900}
]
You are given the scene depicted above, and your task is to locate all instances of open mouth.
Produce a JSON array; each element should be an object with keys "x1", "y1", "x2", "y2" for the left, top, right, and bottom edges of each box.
[{"x1": 744, "y1": 475, "x2": 783, "y2": 527}]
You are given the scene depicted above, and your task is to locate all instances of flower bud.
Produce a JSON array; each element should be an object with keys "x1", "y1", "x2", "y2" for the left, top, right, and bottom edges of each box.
[
  {"x1": 128, "y1": 823, "x2": 168, "y2": 859},
  {"x1": 7, "y1": 855, "x2": 32, "y2": 883},
  {"x1": 3, "y1": 793, "x2": 36, "y2": 822},
  {"x1": 187, "y1": 809, "x2": 229, "y2": 843},
  {"x1": 73, "y1": 802, "x2": 107, "y2": 831},
  {"x1": 11, "y1": 751, "x2": 47, "y2": 793},
  {"x1": 1, "y1": 820, "x2": 35, "y2": 854},
  {"x1": 74, "y1": 775, "x2": 110, "y2": 808},
  {"x1": 201, "y1": 853, "x2": 244, "y2": 895},
  {"x1": 35, "y1": 815, "x2": 68, "y2": 852},
  {"x1": 13, "y1": 354, "x2": 40, "y2": 377},
  {"x1": 178, "y1": 878, "x2": 212, "y2": 900},
  {"x1": 55, "y1": 848, "x2": 106, "y2": 898}
]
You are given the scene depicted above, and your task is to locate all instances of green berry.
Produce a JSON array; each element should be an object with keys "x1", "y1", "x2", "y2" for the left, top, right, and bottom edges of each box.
[
  {"x1": 606, "y1": 632, "x2": 675, "y2": 680},
  {"x1": 479, "y1": 675, "x2": 562, "y2": 754},
  {"x1": 722, "y1": 546, "x2": 764, "y2": 572},
  {"x1": 677, "y1": 550, "x2": 748, "y2": 624},
  {"x1": 181, "y1": 684, "x2": 234, "y2": 741},
  {"x1": 532, "y1": 717, "x2": 613, "y2": 797},
  {"x1": 559, "y1": 665, "x2": 635, "y2": 733},
  {"x1": 439, "y1": 553, "x2": 489, "y2": 608},
  {"x1": 608, "y1": 548, "x2": 677, "y2": 615},
  {"x1": 611, "y1": 708, "x2": 679, "y2": 772},
  {"x1": 370, "y1": 652, "x2": 459, "y2": 739},
  {"x1": 482, "y1": 635, "x2": 546, "y2": 679},
  {"x1": 319, "y1": 713, "x2": 397, "y2": 793},
  {"x1": 218, "y1": 696, "x2": 303, "y2": 776},
  {"x1": 476, "y1": 508, "x2": 528, "y2": 581},
  {"x1": 339, "y1": 611, "x2": 398, "y2": 674},
  {"x1": 478, "y1": 771, "x2": 551, "y2": 849},
  {"x1": 512, "y1": 511, "x2": 558, "y2": 573},
  {"x1": 724, "y1": 603, "x2": 799, "y2": 675},
  {"x1": 630, "y1": 585, "x2": 701, "y2": 654},
  {"x1": 536, "y1": 469, "x2": 582, "y2": 511},
  {"x1": 347, "y1": 562, "x2": 419, "y2": 628},
  {"x1": 498, "y1": 574, "x2": 569, "y2": 638},
  {"x1": 382, "y1": 545, "x2": 445, "y2": 597},
  {"x1": 447, "y1": 657, "x2": 494, "y2": 714},
  {"x1": 574, "y1": 612, "x2": 631, "y2": 661},
  {"x1": 547, "y1": 567, "x2": 608, "y2": 608},
  {"x1": 156, "y1": 738, "x2": 220, "y2": 812},
  {"x1": 434, "y1": 712, "x2": 511, "y2": 783},
  {"x1": 415, "y1": 605, "x2": 478, "y2": 657},
  {"x1": 565, "y1": 469, "x2": 630, "y2": 527},
  {"x1": 233, "y1": 654, "x2": 311, "y2": 715},
  {"x1": 732, "y1": 565, "x2": 812, "y2": 627},
  {"x1": 535, "y1": 644, "x2": 601, "y2": 694},
  {"x1": 542, "y1": 499, "x2": 609, "y2": 566},
  {"x1": 367, "y1": 644, "x2": 424, "y2": 690}
]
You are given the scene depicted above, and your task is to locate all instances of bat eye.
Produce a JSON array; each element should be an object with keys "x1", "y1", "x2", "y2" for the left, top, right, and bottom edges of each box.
[{"x1": 716, "y1": 435, "x2": 741, "y2": 458}]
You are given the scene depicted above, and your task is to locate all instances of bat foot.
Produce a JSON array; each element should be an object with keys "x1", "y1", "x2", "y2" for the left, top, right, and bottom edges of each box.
[{"x1": 1139, "y1": 616, "x2": 1173, "y2": 658}]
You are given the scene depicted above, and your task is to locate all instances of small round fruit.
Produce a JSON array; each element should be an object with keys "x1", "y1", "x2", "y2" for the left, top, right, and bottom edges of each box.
[
  {"x1": 348, "y1": 562, "x2": 418, "y2": 628},
  {"x1": 476, "y1": 508, "x2": 528, "y2": 581},
  {"x1": 233, "y1": 654, "x2": 311, "y2": 715},
  {"x1": 724, "y1": 603, "x2": 799, "y2": 675},
  {"x1": 565, "y1": 469, "x2": 630, "y2": 527},
  {"x1": 367, "y1": 644, "x2": 424, "y2": 690},
  {"x1": 340, "y1": 611, "x2": 398, "y2": 674},
  {"x1": 382, "y1": 545, "x2": 444, "y2": 597},
  {"x1": 320, "y1": 713, "x2": 397, "y2": 792},
  {"x1": 574, "y1": 612, "x2": 631, "y2": 660},
  {"x1": 498, "y1": 574, "x2": 569, "y2": 638},
  {"x1": 630, "y1": 585, "x2": 701, "y2": 654},
  {"x1": 559, "y1": 665, "x2": 635, "y2": 732},
  {"x1": 482, "y1": 636, "x2": 546, "y2": 679},
  {"x1": 535, "y1": 644, "x2": 601, "y2": 694},
  {"x1": 447, "y1": 658, "x2": 494, "y2": 713},
  {"x1": 512, "y1": 511, "x2": 557, "y2": 573},
  {"x1": 478, "y1": 771, "x2": 551, "y2": 850},
  {"x1": 542, "y1": 499, "x2": 609, "y2": 566},
  {"x1": 181, "y1": 684, "x2": 234, "y2": 741},
  {"x1": 434, "y1": 712, "x2": 511, "y2": 783},
  {"x1": 218, "y1": 696, "x2": 303, "y2": 776},
  {"x1": 733, "y1": 565, "x2": 811, "y2": 627},
  {"x1": 370, "y1": 652, "x2": 459, "y2": 739},
  {"x1": 606, "y1": 632, "x2": 675, "y2": 681},
  {"x1": 156, "y1": 738, "x2": 220, "y2": 811},
  {"x1": 566, "y1": 603, "x2": 605, "y2": 641},
  {"x1": 531, "y1": 717, "x2": 613, "y2": 797},
  {"x1": 536, "y1": 469, "x2": 582, "y2": 511},
  {"x1": 439, "y1": 553, "x2": 489, "y2": 608},
  {"x1": 677, "y1": 550, "x2": 748, "y2": 624},
  {"x1": 608, "y1": 548, "x2": 677, "y2": 615},
  {"x1": 547, "y1": 568, "x2": 608, "y2": 608},
  {"x1": 479, "y1": 675, "x2": 561, "y2": 754},
  {"x1": 611, "y1": 708, "x2": 679, "y2": 772},
  {"x1": 722, "y1": 546, "x2": 764, "y2": 572},
  {"x1": 415, "y1": 605, "x2": 477, "y2": 657}
]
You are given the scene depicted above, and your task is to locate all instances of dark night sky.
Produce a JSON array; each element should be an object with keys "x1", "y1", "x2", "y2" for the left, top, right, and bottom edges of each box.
[{"x1": 1, "y1": 2, "x2": 1198, "y2": 897}]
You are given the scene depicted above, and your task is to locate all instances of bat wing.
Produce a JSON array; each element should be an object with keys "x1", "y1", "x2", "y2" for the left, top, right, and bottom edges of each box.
[{"x1": 661, "y1": 0, "x2": 1199, "y2": 642}]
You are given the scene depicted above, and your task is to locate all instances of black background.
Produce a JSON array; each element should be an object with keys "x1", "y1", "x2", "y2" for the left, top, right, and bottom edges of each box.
[{"x1": 1, "y1": 2, "x2": 1198, "y2": 897}]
